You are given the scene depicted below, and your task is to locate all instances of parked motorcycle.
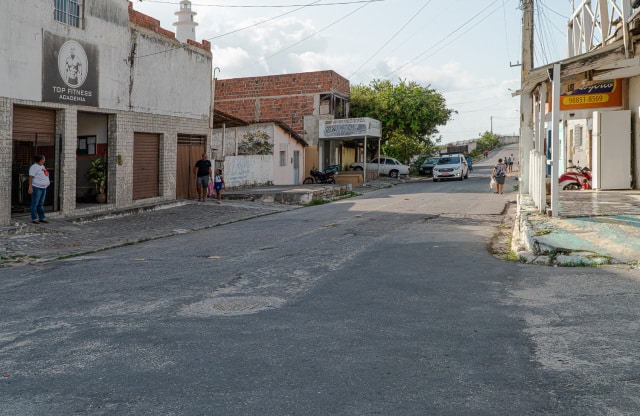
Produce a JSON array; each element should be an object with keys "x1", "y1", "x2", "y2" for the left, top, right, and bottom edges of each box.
[
  {"x1": 559, "y1": 164, "x2": 592, "y2": 190},
  {"x1": 303, "y1": 169, "x2": 336, "y2": 184}
]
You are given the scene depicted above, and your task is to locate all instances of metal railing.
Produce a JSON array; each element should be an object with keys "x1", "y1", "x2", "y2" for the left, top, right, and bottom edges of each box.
[{"x1": 568, "y1": 0, "x2": 633, "y2": 58}]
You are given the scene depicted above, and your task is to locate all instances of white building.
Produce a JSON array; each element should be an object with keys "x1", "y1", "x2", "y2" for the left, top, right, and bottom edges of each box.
[
  {"x1": 211, "y1": 111, "x2": 308, "y2": 187},
  {"x1": 173, "y1": 0, "x2": 198, "y2": 43},
  {"x1": 0, "y1": 0, "x2": 213, "y2": 226}
]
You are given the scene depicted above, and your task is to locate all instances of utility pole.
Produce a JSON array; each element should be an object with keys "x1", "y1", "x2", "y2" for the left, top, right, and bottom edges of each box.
[
  {"x1": 490, "y1": 116, "x2": 493, "y2": 134},
  {"x1": 519, "y1": 0, "x2": 534, "y2": 196}
]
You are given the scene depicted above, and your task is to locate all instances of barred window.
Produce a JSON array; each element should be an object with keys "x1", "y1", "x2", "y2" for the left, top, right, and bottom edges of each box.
[
  {"x1": 54, "y1": 0, "x2": 83, "y2": 27},
  {"x1": 279, "y1": 151, "x2": 286, "y2": 167}
]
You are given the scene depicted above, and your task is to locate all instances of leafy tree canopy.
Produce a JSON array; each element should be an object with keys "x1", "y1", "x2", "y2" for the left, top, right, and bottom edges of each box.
[
  {"x1": 350, "y1": 79, "x2": 455, "y2": 162},
  {"x1": 474, "y1": 131, "x2": 501, "y2": 155}
]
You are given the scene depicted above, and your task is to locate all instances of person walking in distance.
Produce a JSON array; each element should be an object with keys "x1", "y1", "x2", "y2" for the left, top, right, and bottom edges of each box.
[
  {"x1": 484, "y1": 150, "x2": 489, "y2": 159},
  {"x1": 28, "y1": 155, "x2": 51, "y2": 224},
  {"x1": 508, "y1": 153, "x2": 515, "y2": 172},
  {"x1": 193, "y1": 153, "x2": 212, "y2": 202},
  {"x1": 213, "y1": 169, "x2": 225, "y2": 204},
  {"x1": 492, "y1": 158, "x2": 507, "y2": 194}
]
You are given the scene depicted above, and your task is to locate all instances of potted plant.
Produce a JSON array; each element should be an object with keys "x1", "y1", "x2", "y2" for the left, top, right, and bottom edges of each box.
[{"x1": 87, "y1": 157, "x2": 107, "y2": 203}]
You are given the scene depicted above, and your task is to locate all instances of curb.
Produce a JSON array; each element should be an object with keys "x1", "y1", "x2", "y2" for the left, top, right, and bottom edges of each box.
[{"x1": 512, "y1": 198, "x2": 632, "y2": 267}]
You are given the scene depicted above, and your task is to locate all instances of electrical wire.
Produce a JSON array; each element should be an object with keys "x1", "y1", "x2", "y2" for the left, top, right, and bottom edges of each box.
[
  {"x1": 534, "y1": 0, "x2": 551, "y2": 64},
  {"x1": 348, "y1": 0, "x2": 433, "y2": 78},
  {"x1": 424, "y1": 3, "x2": 503, "y2": 60},
  {"x1": 382, "y1": 0, "x2": 501, "y2": 79},
  {"x1": 210, "y1": 0, "x2": 322, "y2": 40},
  {"x1": 258, "y1": 0, "x2": 377, "y2": 64},
  {"x1": 502, "y1": 0, "x2": 514, "y2": 64},
  {"x1": 133, "y1": 0, "x2": 324, "y2": 59},
  {"x1": 138, "y1": 0, "x2": 383, "y2": 7}
]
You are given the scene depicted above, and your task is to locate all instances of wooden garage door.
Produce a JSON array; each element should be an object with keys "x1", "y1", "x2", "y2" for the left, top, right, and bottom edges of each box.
[
  {"x1": 176, "y1": 135, "x2": 206, "y2": 200},
  {"x1": 132, "y1": 133, "x2": 159, "y2": 200}
]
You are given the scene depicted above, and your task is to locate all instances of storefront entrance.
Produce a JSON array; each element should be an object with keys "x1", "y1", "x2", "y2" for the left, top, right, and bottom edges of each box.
[{"x1": 11, "y1": 106, "x2": 59, "y2": 215}]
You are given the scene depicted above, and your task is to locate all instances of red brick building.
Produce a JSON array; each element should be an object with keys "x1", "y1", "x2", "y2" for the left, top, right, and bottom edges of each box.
[{"x1": 214, "y1": 70, "x2": 350, "y2": 144}]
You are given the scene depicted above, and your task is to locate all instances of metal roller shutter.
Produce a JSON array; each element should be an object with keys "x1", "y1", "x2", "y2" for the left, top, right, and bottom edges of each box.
[
  {"x1": 13, "y1": 106, "x2": 55, "y2": 136},
  {"x1": 132, "y1": 133, "x2": 160, "y2": 200}
]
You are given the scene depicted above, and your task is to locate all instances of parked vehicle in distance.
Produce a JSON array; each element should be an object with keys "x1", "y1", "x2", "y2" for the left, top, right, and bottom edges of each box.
[
  {"x1": 303, "y1": 169, "x2": 336, "y2": 184},
  {"x1": 433, "y1": 154, "x2": 468, "y2": 182},
  {"x1": 419, "y1": 157, "x2": 440, "y2": 175},
  {"x1": 350, "y1": 157, "x2": 410, "y2": 178}
]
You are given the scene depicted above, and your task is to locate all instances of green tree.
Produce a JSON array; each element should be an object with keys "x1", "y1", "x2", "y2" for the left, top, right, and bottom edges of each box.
[
  {"x1": 350, "y1": 79, "x2": 455, "y2": 160},
  {"x1": 474, "y1": 131, "x2": 501, "y2": 155},
  {"x1": 381, "y1": 131, "x2": 429, "y2": 165}
]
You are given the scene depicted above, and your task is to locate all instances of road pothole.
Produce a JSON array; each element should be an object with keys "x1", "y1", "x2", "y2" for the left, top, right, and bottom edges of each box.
[{"x1": 180, "y1": 296, "x2": 285, "y2": 317}]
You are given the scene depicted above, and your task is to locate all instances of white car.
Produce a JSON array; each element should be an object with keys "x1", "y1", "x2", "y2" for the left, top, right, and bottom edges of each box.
[
  {"x1": 433, "y1": 154, "x2": 468, "y2": 182},
  {"x1": 350, "y1": 157, "x2": 410, "y2": 178}
]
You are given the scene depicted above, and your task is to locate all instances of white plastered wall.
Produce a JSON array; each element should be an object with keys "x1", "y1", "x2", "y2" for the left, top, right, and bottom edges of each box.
[{"x1": 628, "y1": 76, "x2": 640, "y2": 189}]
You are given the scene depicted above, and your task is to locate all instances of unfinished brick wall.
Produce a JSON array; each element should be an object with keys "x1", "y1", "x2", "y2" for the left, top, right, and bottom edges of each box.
[
  {"x1": 128, "y1": 1, "x2": 211, "y2": 52},
  {"x1": 214, "y1": 71, "x2": 349, "y2": 133}
]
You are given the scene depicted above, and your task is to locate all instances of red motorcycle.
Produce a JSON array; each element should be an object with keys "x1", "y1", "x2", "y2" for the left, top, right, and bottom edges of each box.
[{"x1": 559, "y1": 164, "x2": 592, "y2": 190}]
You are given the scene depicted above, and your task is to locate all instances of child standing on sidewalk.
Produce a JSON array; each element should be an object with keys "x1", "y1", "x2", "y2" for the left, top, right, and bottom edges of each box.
[{"x1": 213, "y1": 169, "x2": 225, "y2": 204}]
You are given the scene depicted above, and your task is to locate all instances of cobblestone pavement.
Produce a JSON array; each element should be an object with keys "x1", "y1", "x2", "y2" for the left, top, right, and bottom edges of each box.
[
  {"x1": 7, "y1": 169, "x2": 638, "y2": 269},
  {"x1": 0, "y1": 177, "x2": 405, "y2": 267},
  {"x1": 0, "y1": 200, "x2": 297, "y2": 267}
]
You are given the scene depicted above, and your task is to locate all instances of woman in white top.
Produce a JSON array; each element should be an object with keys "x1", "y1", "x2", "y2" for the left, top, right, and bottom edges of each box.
[{"x1": 28, "y1": 154, "x2": 51, "y2": 224}]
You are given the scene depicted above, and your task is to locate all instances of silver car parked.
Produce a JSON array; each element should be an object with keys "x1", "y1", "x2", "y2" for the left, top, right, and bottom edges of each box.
[{"x1": 432, "y1": 154, "x2": 468, "y2": 182}]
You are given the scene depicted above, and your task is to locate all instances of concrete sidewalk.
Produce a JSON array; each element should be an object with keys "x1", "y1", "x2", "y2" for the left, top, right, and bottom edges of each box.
[{"x1": 513, "y1": 193, "x2": 640, "y2": 267}]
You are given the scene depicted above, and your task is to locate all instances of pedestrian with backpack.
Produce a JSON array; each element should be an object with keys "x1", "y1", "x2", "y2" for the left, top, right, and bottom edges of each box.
[{"x1": 492, "y1": 158, "x2": 507, "y2": 194}]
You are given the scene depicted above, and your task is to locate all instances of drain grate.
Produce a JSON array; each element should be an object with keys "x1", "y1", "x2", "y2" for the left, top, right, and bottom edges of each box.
[{"x1": 182, "y1": 296, "x2": 284, "y2": 317}]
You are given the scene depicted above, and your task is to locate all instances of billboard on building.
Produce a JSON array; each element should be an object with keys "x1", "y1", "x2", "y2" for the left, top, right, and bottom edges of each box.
[
  {"x1": 319, "y1": 117, "x2": 381, "y2": 139},
  {"x1": 42, "y1": 31, "x2": 99, "y2": 107},
  {"x1": 559, "y1": 79, "x2": 622, "y2": 111}
]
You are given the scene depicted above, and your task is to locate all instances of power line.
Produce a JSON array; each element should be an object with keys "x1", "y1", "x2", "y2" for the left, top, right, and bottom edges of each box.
[
  {"x1": 258, "y1": 0, "x2": 377, "y2": 64},
  {"x1": 211, "y1": 0, "x2": 322, "y2": 40},
  {"x1": 348, "y1": 0, "x2": 433, "y2": 78},
  {"x1": 502, "y1": 0, "x2": 513, "y2": 64},
  {"x1": 382, "y1": 0, "x2": 500, "y2": 79},
  {"x1": 534, "y1": 1, "x2": 551, "y2": 64},
  {"x1": 134, "y1": 0, "x2": 324, "y2": 59},
  {"x1": 416, "y1": 2, "x2": 503, "y2": 65},
  {"x1": 138, "y1": 0, "x2": 383, "y2": 7}
]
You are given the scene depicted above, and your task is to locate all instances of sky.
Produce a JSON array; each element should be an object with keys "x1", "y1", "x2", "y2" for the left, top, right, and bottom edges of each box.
[{"x1": 132, "y1": 0, "x2": 571, "y2": 144}]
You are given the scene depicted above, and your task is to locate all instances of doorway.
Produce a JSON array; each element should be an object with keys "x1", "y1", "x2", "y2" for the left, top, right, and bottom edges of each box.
[
  {"x1": 176, "y1": 135, "x2": 207, "y2": 199},
  {"x1": 132, "y1": 133, "x2": 160, "y2": 200},
  {"x1": 11, "y1": 106, "x2": 59, "y2": 215},
  {"x1": 293, "y1": 150, "x2": 300, "y2": 185}
]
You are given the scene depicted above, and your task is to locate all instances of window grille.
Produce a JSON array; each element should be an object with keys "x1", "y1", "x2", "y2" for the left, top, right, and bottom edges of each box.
[
  {"x1": 279, "y1": 151, "x2": 286, "y2": 166},
  {"x1": 177, "y1": 135, "x2": 207, "y2": 145},
  {"x1": 54, "y1": 0, "x2": 83, "y2": 28},
  {"x1": 574, "y1": 125, "x2": 583, "y2": 147}
]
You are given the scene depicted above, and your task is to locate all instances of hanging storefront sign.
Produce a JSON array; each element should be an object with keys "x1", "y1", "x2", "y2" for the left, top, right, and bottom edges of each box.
[
  {"x1": 42, "y1": 31, "x2": 99, "y2": 107},
  {"x1": 319, "y1": 117, "x2": 381, "y2": 139},
  {"x1": 559, "y1": 79, "x2": 622, "y2": 111}
]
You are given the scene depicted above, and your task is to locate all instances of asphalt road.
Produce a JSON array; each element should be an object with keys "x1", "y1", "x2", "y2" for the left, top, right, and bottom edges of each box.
[{"x1": 2, "y1": 166, "x2": 640, "y2": 415}]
